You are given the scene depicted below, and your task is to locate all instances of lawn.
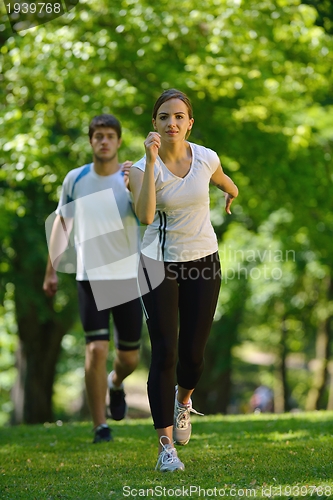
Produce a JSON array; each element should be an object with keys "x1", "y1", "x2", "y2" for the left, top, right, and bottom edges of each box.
[{"x1": 0, "y1": 411, "x2": 332, "y2": 499}]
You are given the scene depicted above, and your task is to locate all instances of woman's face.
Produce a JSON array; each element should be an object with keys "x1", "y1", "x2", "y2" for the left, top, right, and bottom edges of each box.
[{"x1": 153, "y1": 98, "x2": 194, "y2": 143}]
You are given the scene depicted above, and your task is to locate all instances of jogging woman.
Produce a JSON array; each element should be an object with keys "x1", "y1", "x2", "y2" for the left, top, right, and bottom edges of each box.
[{"x1": 130, "y1": 89, "x2": 238, "y2": 471}]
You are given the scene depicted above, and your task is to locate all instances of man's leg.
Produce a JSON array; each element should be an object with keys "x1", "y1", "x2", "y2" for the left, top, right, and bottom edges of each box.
[
  {"x1": 107, "y1": 347, "x2": 140, "y2": 421},
  {"x1": 77, "y1": 281, "x2": 112, "y2": 441},
  {"x1": 111, "y1": 348, "x2": 140, "y2": 387},
  {"x1": 85, "y1": 339, "x2": 109, "y2": 428},
  {"x1": 108, "y1": 296, "x2": 143, "y2": 420}
]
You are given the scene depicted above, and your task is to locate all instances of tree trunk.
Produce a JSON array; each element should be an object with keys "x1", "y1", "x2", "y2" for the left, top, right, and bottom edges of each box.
[
  {"x1": 305, "y1": 319, "x2": 331, "y2": 410},
  {"x1": 327, "y1": 361, "x2": 333, "y2": 410},
  {"x1": 194, "y1": 318, "x2": 234, "y2": 414},
  {"x1": 11, "y1": 299, "x2": 67, "y2": 424},
  {"x1": 212, "y1": 368, "x2": 232, "y2": 414},
  {"x1": 305, "y1": 277, "x2": 333, "y2": 411},
  {"x1": 10, "y1": 184, "x2": 78, "y2": 424},
  {"x1": 193, "y1": 279, "x2": 247, "y2": 415},
  {"x1": 274, "y1": 316, "x2": 290, "y2": 413},
  {"x1": 195, "y1": 363, "x2": 232, "y2": 415}
]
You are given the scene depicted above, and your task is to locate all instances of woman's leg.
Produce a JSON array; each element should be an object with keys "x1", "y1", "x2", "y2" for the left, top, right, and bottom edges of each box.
[
  {"x1": 140, "y1": 261, "x2": 179, "y2": 430},
  {"x1": 177, "y1": 253, "x2": 221, "y2": 391},
  {"x1": 173, "y1": 254, "x2": 221, "y2": 446},
  {"x1": 141, "y1": 262, "x2": 187, "y2": 469}
]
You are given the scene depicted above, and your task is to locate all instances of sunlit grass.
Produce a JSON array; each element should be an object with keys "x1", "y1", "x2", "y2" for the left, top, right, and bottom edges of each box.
[{"x1": 0, "y1": 412, "x2": 332, "y2": 499}]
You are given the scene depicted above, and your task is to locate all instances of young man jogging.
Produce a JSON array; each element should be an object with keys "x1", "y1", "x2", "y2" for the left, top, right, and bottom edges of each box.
[{"x1": 43, "y1": 114, "x2": 142, "y2": 443}]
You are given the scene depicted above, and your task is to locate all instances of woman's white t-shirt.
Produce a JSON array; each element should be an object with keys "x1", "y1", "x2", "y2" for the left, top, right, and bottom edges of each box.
[{"x1": 132, "y1": 142, "x2": 220, "y2": 262}]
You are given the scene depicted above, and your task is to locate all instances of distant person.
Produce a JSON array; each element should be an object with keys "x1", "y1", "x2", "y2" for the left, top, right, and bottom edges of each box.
[
  {"x1": 130, "y1": 89, "x2": 239, "y2": 471},
  {"x1": 250, "y1": 386, "x2": 274, "y2": 413},
  {"x1": 43, "y1": 114, "x2": 142, "y2": 443}
]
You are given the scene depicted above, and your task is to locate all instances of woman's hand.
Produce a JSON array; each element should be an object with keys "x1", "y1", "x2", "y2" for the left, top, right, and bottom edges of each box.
[
  {"x1": 144, "y1": 132, "x2": 161, "y2": 166},
  {"x1": 224, "y1": 193, "x2": 235, "y2": 215}
]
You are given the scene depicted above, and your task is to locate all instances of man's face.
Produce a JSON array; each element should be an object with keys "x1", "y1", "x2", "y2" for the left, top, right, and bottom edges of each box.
[{"x1": 90, "y1": 127, "x2": 122, "y2": 162}]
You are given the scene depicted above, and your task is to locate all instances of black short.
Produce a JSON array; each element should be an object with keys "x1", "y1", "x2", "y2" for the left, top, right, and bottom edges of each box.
[{"x1": 77, "y1": 280, "x2": 142, "y2": 350}]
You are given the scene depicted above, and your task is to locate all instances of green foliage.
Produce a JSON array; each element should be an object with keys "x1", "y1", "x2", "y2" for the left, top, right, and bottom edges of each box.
[
  {"x1": 0, "y1": 413, "x2": 333, "y2": 498},
  {"x1": 0, "y1": 284, "x2": 17, "y2": 425},
  {"x1": 302, "y1": 0, "x2": 333, "y2": 34}
]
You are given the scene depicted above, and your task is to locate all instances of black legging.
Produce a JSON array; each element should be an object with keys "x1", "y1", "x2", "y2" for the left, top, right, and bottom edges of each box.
[{"x1": 140, "y1": 252, "x2": 221, "y2": 429}]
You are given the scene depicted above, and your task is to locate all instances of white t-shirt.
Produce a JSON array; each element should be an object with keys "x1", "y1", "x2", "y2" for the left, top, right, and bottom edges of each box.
[
  {"x1": 132, "y1": 142, "x2": 219, "y2": 262},
  {"x1": 56, "y1": 163, "x2": 140, "y2": 280}
]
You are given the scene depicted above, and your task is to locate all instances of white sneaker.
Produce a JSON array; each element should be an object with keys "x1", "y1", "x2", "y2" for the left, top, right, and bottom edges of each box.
[
  {"x1": 173, "y1": 392, "x2": 203, "y2": 445},
  {"x1": 155, "y1": 436, "x2": 185, "y2": 472}
]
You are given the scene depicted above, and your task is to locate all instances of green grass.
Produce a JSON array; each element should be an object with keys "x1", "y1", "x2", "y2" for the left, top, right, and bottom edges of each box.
[{"x1": 0, "y1": 412, "x2": 333, "y2": 499}]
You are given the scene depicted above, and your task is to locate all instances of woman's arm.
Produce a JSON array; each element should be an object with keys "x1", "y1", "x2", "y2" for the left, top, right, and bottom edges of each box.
[
  {"x1": 129, "y1": 132, "x2": 161, "y2": 225},
  {"x1": 129, "y1": 167, "x2": 156, "y2": 224},
  {"x1": 210, "y1": 164, "x2": 239, "y2": 215}
]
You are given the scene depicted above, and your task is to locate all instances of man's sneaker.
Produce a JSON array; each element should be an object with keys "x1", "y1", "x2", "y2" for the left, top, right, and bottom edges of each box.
[
  {"x1": 93, "y1": 424, "x2": 112, "y2": 443},
  {"x1": 173, "y1": 393, "x2": 203, "y2": 446},
  {"x1": 108, "y1": 371, "x2": 127, "y2": 421},
  {"x1": 155, "y1": 436, "x2": 185, "y2": 472}
]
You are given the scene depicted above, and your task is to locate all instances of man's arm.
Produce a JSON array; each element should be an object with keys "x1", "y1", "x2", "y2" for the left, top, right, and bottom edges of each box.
[{"x1": 43, "y1": 215, "x2": 73, "y2": 297}]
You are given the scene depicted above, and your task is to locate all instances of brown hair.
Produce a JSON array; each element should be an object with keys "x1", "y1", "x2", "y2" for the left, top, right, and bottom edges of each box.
[
  {"x1": 89, "y1": 114, "x2": 122, "y2": 139},
  {"x1": 152, "y1": 89, "x2": 193, "y2": 120}
]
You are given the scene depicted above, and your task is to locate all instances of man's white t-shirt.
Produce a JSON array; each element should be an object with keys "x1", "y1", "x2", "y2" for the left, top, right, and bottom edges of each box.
[
  {"x1": 132, "y1": 142, "x2": 219, "y2": 262},
  {"x1": 56, "y1": 163, "x2": 140, "y2": 280}
]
